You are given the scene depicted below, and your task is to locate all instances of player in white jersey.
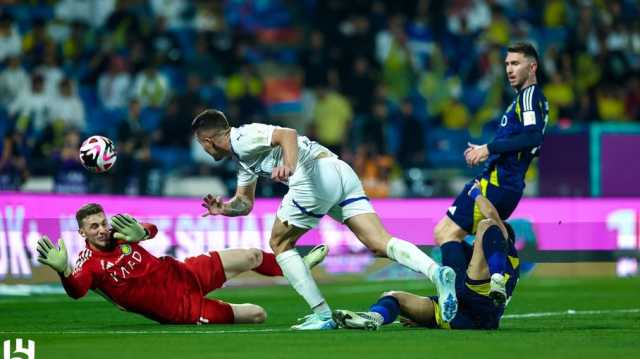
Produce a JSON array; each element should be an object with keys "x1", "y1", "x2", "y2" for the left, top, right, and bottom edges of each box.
[{"x1": 192, "y1": 109, "x2": 458, "y2": 330}]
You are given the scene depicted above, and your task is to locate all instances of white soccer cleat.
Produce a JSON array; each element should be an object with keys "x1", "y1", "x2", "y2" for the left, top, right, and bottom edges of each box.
[
  {"x1": 489, "y1": 273, "x2": 507, "y2": 307},
  {"x1": 303, "y1": 244, "x2": 329, "y2": 269},
  {"x1": 332, "y1": 310, "x2": 381, "y2": 331},
  {"x1": 434, "y1": 266, "x2": 458, "y2": 323},
  {"x1": 291, "y1": 313, "x2": 337, "y2": 330}
]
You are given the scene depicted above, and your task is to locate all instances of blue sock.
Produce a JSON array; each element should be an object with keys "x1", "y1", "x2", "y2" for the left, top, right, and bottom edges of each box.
[
  {"x1": 482, "y1": 225, "x2": 507, "y2": 275},
  {"x1": 369, "y1": 296, "x2": 400, "y2": 325},
  {"x1": 440, "y1": 241, "x2": 467, "y2": 289}
]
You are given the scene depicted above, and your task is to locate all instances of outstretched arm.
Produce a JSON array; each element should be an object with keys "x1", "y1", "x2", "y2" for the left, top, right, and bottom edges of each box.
[
  {"x1": 37, "y1": 236, "x2": 93, "y2": 299},
  {"x1": 202, "y1": 181, "x2": 257, "y2": 217}
]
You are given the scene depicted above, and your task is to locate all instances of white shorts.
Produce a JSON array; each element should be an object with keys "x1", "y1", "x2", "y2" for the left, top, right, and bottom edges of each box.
[{"x1": 276, "y1": 157, "x2": 375, "y2": 229}]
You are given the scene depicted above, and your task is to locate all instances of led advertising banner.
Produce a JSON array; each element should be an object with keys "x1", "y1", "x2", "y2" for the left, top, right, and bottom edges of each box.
[{"x1": 1, "y1": 193, "x2": 639, "y2": 279}]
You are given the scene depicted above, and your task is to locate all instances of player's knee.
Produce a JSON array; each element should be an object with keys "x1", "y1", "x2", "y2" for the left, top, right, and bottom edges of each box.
[
  {"x1": 246, "y1": 248, "x2": 262, "y2": 268},
  {"x1": 381, "y1": 291, "x2": 399, "y2": 299},
  {"x1": 250, "y1": 305, "x2": 267, "y2": 323},
  {"x1": 476, "y1": 218, "x2": 498, "y2": 240},
  {"x1": 434, "y1": 219, "x2": 449, "y2": 245}
]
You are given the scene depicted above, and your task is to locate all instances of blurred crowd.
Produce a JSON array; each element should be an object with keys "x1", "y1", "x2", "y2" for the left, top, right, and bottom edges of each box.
[{"x1": 0, "y1": 0, "x2": 639, "y2": 197}]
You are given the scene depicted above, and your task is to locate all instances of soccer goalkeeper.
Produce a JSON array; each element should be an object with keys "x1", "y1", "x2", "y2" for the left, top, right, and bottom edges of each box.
[{"x1": 37, "y1": 203, "x2": 327, "y2": 324}]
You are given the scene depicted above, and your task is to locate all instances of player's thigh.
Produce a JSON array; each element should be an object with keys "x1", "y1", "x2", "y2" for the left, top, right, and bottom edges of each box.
[
  {"x1": 466, "y1": 237, "x2": 490, "y2": 281},
  {"x1": 434, "y1": 215, "x2": 468, "y2": 246},
  {"x1": 484, "y1": 182, "x2": 522, "y2": 220},
  {"x1": 269, "y1": 216, "x2": 310, "y2": 254},
  {"x1": 439, "y1": 181, "x2": 476, "y2": 237},
  {"x1": 229, "y1": 303, "x2": 267, "y2": 324},
  {"x1": 383, "y1": 290, "x2": 436, "y2": 326},
  {"x1": 218, "y1": 248, "x2": 262, "y2": 280},
  {"x1": 343, "y1": 212, "x2": 391, "y2": 256},
  {"x1": 184, "y1": 252, "x2": 227, "y2": 294}
]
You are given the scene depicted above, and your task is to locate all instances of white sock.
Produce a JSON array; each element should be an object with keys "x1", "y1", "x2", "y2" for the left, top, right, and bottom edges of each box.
[
  {"x1": 386, "y1": 237, "x2": 439, "y2": 283},
  {"x1": 276, "y1": 249, "x2": 331, "y2": 316}
]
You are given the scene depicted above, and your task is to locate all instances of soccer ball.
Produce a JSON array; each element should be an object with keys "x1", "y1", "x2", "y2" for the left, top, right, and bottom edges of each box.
[{"x1": 79, "y1": 135, "x2": 117, "y2": 173}]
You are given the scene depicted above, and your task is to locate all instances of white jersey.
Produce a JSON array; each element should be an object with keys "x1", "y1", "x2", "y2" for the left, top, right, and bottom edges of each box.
[{"x1": 230, "y1": 123, "x2": 335, "y2": 187}]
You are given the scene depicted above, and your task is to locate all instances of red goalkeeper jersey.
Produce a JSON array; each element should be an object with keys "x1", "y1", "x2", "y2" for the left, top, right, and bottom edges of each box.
[{"x1": 60, "y1": 223, "x2": 206, "y2": 323}]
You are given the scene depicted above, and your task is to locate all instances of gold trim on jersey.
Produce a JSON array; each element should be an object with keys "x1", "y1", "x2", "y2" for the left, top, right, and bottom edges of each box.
[
  {"x1": 466, "y1": 273, "x2": 511, "y2": 297},
  {"x1": 434, "y1": 301, "x2": 452, "y2": 329},
  {"x1": 489, "y1": 167, "x2": 500, "y2": 187},
  {"x1": 471, "y1": 178, "x2": 490, "y2": 233}
]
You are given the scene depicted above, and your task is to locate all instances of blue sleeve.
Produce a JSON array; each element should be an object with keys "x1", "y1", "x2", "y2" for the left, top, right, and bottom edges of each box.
[
  {"x1": 487, "y1": 129, "x2": 543, "y2": 154},
  {"x1": 488, "y1": 86, "x2": 546, "y2": 154},
  {"x1": 518, "y1": 85, "x2": 546, "y2": 132}
]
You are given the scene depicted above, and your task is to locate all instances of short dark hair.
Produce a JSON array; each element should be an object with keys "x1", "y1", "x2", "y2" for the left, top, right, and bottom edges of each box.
[
  {"x1": 191, "y1": 109, "x2": 230, "y2": 135},
  {"x1": 507, "y1": 42, "x2": 539, "y2": 64},
  {"x1": 76, "y1": 203, "x2": 104, "y2": 228}
]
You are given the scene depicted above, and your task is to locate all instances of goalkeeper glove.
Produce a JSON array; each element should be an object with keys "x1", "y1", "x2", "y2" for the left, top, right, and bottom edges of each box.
[
  {"x1": 37, "y1": 236, "x2": 70, "y2": 276},
  {"x1": 111, "y1": 214, "x2": 147, "y2": 242}
]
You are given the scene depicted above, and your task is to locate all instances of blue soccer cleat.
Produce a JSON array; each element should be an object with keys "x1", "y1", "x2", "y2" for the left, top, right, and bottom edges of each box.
[
  {"x1": 291, "y1": 313, "x2": 337, "y2": 330},
  {"x1": 434, "y1": 266, "x2": 458, "y2": 323}
]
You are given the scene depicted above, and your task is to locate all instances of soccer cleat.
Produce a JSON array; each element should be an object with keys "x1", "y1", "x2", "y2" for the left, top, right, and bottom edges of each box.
[
  {"x1": 434, "y1": 266, "x2": 458, "y2": 323},
  {"x1": 303, "y1": 244, "x2": 329, "y2": 269},
  {"x1": 489, "y1": 273, "x2": 507, "y2": 307},
  {"x1": 291, "y1": 313, "x2": 337, "y2": 330},
  {"x1": 332, "y1": 310, "x2": 381, "y2": 331}
]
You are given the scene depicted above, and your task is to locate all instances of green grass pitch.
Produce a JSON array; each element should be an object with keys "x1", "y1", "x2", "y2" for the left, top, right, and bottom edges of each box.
[{"x1": 1, "y1": 277, "x2": 639, "y2": 359}]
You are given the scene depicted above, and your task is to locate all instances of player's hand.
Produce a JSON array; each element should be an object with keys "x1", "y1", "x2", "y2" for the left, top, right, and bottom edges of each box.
[
  {"x1": 36, "y1": 236, "x2": 69, "y2": 274},
  {"x1": 465, "y1": 142, "x2": 489, "y2": 166},
  {"x1": 201, "y1": 194, "x2": 224, "y2": 217},
  {"x1": 399, "y1": 317, "x2": 419, "y2": 328},
  {"x1": 111, "y1": 214, "x2": 147, "y2": 242},
  {"x1": 467, "y1": 179, "x2": 481, "y2": 196},
  {"x1": 271, "y1": 165, "x2": 294, "y2": 183}
]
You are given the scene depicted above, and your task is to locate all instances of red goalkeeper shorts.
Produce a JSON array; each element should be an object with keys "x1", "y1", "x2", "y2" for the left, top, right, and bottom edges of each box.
[{"x1": 184, "y1": 251, "x2": 234, "y2": 324}]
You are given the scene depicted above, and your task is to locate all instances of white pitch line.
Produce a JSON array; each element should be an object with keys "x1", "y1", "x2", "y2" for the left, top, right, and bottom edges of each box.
[
  {"x1": 502, "y1": 308, "x2": 640, "y2": 319},
  {"x1": 0, "y1": 308, "x2": 638, "y2": 335}
]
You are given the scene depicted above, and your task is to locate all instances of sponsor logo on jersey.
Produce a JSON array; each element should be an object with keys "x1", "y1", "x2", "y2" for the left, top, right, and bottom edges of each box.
[{"x1": 120, "y1": 244, "x2": 132, "y2": 255}]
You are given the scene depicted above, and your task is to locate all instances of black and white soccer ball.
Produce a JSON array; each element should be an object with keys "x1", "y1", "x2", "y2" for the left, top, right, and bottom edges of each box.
[{"x1": 79, "y1": 135, "x2": 117, "y2": 173}]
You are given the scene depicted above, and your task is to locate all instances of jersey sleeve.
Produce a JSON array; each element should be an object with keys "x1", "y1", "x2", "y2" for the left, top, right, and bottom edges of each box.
[
  {"x1": 237, "y1": 165, "x2": 258, "y2": 187},
  {"x1": 233, "y1": 123, "x2": 277, "y2": 158},
  {"x1": 517, "y1": 86, "x2": 545, "y2": 133},
  {"x1": 60, "y1": 249, "x2": 95, "y2": 299},
  {"x1": 141, "y1": 223, "x2": 158, "y2": 239}
]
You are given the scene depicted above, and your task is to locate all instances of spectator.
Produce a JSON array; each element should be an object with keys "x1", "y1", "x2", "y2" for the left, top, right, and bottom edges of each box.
[
  {"x1": 0, "y1": 56, "x2": 28, "y2": 108},
  {"x1": 396, "y1": 99, "x2": 426, "y2": 170},
  {"x1": 0, "y1": 127, "x2": 29, "y2": 191},
  {"x1": 98, "y1": 56, "x2": 131, "y2": 110},
  {"x1": 132, "y1": 63, "x2": 171, "y2": 108},
  {"x1": 311, "y1": 85, "x2": 353, "y2": 155},
  {"x1": 48, "y1": 78, "x2": 86, "y2": 132},
  {"x1": 52, "y1": 130, "x2": 88, "y2": 194},
  {"x1": 0, "y1": 13, "x2": 21, "y2": 62},
  {"x1": 9, "y1": 73, "x2": 50, "y2": 136},
  {"x1": 154, "y1": 98, "x2": 192, "y2": 148},
  {"x1": 36, "y1": 44, "x2": 65, "y2": 97},
  {"x1": 114, "y1": 99, "x2": 155, "y2": 195},
  {"x1": 21, "y1": 18, "x2": 54, "y2": 64}
]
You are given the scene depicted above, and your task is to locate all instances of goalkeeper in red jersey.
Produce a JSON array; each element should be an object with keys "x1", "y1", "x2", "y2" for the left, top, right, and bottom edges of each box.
[{"x1": 36, "y1": 203, "x2": 327, "y2": 325}]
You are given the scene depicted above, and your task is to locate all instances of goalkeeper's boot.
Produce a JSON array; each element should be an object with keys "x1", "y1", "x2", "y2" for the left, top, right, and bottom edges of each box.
[
  {"x1": 291, "y1": 313, "x2": 336, "y2": 330},
  {"x1": 489, "y1": 273, "x2": 507, "y2": 307},
  {"x1": 434, "y1": 266, "x2": 458, "y2": 323},
  {"x1": 303, "y1": 244, "x2": 329, "y2": 269},
  {"x1": 332, "y1": 310, "x2": 381, "y2": 331}
]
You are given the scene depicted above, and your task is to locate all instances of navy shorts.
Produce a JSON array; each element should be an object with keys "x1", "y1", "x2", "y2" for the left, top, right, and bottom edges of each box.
[
  {"x1": 447, "y1": 178, "x2": 522, "y2": 234},
  {"x1": 429, "y1": 241, "x2": 502, "y2": 330}
]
